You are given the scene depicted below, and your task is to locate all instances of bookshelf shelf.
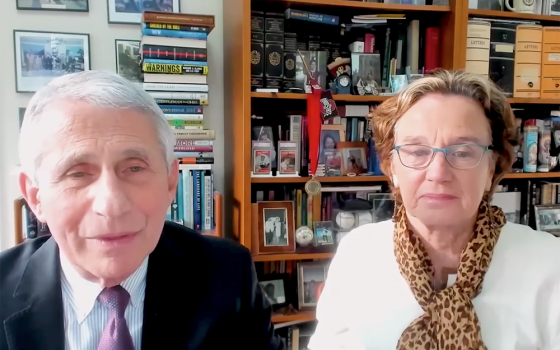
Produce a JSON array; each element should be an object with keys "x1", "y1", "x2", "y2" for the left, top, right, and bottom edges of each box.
[
  {"x1": 251, "y1": 92, "x2": 389, "y2": 102},
  {"x1": 252, "y1": 172, "x2": 560, "y2": 184},
  {"x1": 271, "y1": 310, "x2": 316, "y2": 324},
  {"x1": 508, "y1": 98, "x2": 560, "y2": 105},
  {"x1": 252, "y1": 175, "x2": 389, "y2": 183},
  {"x1": 468, "y1": 9, "x2": 560, "y2": 23},
  {"x1": 254, "y1": 0, "x2": 451, "y2": 13},
  {"x1": 253, "y1": 252, "x2": 335, "y2": 261}
]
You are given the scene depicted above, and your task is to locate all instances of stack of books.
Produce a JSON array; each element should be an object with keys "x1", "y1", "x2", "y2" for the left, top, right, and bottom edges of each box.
[{"x1": 140, "y1": 11, "x2": 217, "y2": 231}]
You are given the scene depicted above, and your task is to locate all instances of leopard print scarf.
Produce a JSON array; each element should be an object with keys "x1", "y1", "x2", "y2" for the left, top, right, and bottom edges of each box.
[{"x1": 393, "y1": 199, "x2": 506, "y2": 349}]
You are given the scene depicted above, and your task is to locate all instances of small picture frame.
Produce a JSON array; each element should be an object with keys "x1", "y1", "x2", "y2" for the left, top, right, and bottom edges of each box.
[
  {"x1": 16, "y1": 0, "x2": 89, "y2": 11},
  {"x1": 252, "y1": 140, "x2": 273, "y2": 177},
  {"x1": 277, "y1": 141, "x2": 299, "y2": 176},
  {"x1": 367, "y1": 193, "x2": 395, "y2": 222},
  {"x1": 13, "y1": 30, "x2": 91, "y2": 93},
  {"x1": 337, "y1": 141, "x2": 368, "y2": 176},
  {"x1": 324, "y1": 150, "x2": 342, "y2": 176},
  {"x1": 534, "y1": 204, "x2": 560, "y2": 237},
  {"x1": 115, "y1": 39, "x2": 141, "y2": 83},
  {"x1": 319, "y1": 125, "x2": 345, "y2": 164},
  {"x1": 252, "y1": 126, "x2": 276, "y2": 165},
  {"x1": 257, "y1": 201, "x2": 296, "y2": 254},
  {"x1": 297, "y1": 261, "x2": 329, "y2": 309},
  {"x1": 313, "y1": 221, "x2": 334, "y2": 246},
  {"x1": 258, "y1": 274, "x2": 289, "y2": 311},
  {"x1": 107, "y1": 0, "x2": 181, "y2": 24}
]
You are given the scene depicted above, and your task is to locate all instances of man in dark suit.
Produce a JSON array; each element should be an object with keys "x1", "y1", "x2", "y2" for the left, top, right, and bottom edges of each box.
[{"x1": 0, "y1": 71, "x2": 284, "y2": 350}]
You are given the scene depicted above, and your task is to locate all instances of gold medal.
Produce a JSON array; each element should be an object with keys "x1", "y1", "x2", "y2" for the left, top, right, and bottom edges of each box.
[{"x1": 305, "y1": 176, "x2": 321, "y2": 197}]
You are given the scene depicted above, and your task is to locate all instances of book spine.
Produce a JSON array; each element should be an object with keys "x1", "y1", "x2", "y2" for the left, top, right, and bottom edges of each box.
[
  {"x1": 174, "y1": 129, "x2": 215, "y2": 139},
  {"x1": 141, "y1": 45, "x2": 207, "y2": 61},
  {"x1": 193, "y1": 171, "x2": 202, "y2": 230},
  {"x1": 142, "y1": 28, "x2": 208, "y2": 40},
  {"x1": 143, "y1": 22, "x2": 209, "y2": 32},
  {"x1": 142, "y1": 62, "x2": 208, "y2": 75},
  {"x1": 143, "y1": 58, "x2": 207, "y2": 66},
  {"x1": 176, "y1": 140, "x2": 213, "y2": 146},
  {"x1": 165, "y1": 114, "x2": 204, "y2": 120},
  {"x1": 142, "y1": 12, "x2": 214, "y2": 26},
  {"x1": 204, "y1": 171, "x2": 213, "y2": 230},
  {"x1": 177, "y1": 171, "x2": 184, "y2": 224},
  {"x1": 159, "y1": 105, "x2": 203, "y2": 114},
  {"x1": 174, "y1": 152, "x2": 213, "y2": 158},
  {"x1": 155, "y1": 98, "x2": 208, "y2": 106},
  {"x1": 143, "y1": 82, "x2": 209, "y2": 92},
  {"x1": 182, "y1": 170, "x2": 192, "y2": 229},
  {"x1": 179, "y1": 157, "x2": 214, "y2": 164},
  {"x1": 285, "y1": 9, "x2": 339, "y2": 26},
  {"x1": 174, "y1": 145, "x2": 213, "y2": 152}
]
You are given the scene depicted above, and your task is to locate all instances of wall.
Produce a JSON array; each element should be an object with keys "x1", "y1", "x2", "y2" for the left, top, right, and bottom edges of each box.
[{"x1": 0, "y1": 0, "x2": 225, "y2": 250}]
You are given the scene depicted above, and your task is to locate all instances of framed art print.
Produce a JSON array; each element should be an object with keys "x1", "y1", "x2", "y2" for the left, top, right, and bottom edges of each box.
[
  {"x1": 107, "y1": 0, "x2": 181, "y2": 24},
  {"x1": 13, "y1": 30, "x2": 90, "y2": 93},
  {"x1": 115, "y1": 39, "x2": 142, "y2": 83},
  {"x1": 16, "y1": 0, "x2": 89, "y2": 11},
  {"x1": 256, "y1": 201, "x2": 296, "y2": 254}
]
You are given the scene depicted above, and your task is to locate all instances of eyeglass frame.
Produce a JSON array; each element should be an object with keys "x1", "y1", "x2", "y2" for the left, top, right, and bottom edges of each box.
[{"x1": 392, "y1": 143, "x2": 494, "y2": 170}]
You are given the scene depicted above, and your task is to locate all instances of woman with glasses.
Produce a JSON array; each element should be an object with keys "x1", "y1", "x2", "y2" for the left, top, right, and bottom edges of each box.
[{"x1": 308, "y1": 70, "x2": 560, "y2": 350}]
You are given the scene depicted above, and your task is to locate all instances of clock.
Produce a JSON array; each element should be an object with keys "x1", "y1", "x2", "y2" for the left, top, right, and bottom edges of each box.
[
  {"x1": 295, "y1": 226, "x2": 314, "y2": 246},
  {"x1": 333, "y1": 72, "x2": 351, "y2": 94}
]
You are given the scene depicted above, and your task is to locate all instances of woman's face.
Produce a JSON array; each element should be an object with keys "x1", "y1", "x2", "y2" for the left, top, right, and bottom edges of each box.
[
  {"x1": 391, "y1": 94, "x2": 495, "y2": 228},
  {"x1": 324, "y1": 136, "x2": 336, "y2": 149}
]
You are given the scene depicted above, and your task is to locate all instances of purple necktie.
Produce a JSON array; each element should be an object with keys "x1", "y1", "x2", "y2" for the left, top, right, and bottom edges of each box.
[{"x1": 97, "y1": 285, "x2": 135, "y2": 350}]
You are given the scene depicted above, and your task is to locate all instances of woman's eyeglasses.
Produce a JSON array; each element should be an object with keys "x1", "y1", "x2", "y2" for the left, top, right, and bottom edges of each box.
[{"x1": 393, "y1": 144, "x2": 493, "y2": 170}]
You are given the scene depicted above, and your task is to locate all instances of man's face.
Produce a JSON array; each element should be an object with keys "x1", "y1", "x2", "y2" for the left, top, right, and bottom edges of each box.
[{"x1": 20, "y1": 101, "x2": 178, "y2": 285}]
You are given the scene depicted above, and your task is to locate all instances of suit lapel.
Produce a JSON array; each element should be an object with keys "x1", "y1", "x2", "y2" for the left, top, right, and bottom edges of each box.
[
  {"x1": 4, "y1": 238, "x2": 65, "y2": 350},
  {"x1": 141, "y1": 233, "x2": 211, "y2": 350}
]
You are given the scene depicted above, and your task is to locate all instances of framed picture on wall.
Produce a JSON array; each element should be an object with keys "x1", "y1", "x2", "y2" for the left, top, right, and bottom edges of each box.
[
  {"x1": 115, "y1": 39, "x2": 142, "y2": 83},
  {"x1": 107, "y1": 0, "x2": 181, "y2": 24},
  {"x1": 13, "y1": 30, "x2": 91, "y2": 93},
  {"x1": 16, "y1": 0, "x2": 89, "y2": 12}
]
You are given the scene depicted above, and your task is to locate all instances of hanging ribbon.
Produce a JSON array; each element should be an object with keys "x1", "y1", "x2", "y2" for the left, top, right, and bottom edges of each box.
[{"x1": 306, "y1": 82, "x2": 322, "y2": 176}]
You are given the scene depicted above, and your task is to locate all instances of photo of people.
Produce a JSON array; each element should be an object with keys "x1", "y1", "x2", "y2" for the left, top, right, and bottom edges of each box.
[
  {"x1": 295, "y1": 50, "x2": 328, "y2": 90},
  {"x1": 263, "y1": 208, "x2": 288, "y2": 247},
  {"x1": 17, "y1": 0, "x2": 88, "y2": 11},
  {"x1": 279, "y1": 150, "x2": 296, "y2": 174},
  {"x1": 298, "y1": 263, "x2": 328, "y2": 307},
  {"x1": 258, "y1": 279, "x2": 286, "y2": 305},
  {"x1": 252, "y1": 126, "x2": 276, "y2": 165},
  {"x1": 343, "y1": 147, "x2": 367, "y2": 174},
  {"x1": 351, "y1": 53, "x2": 381, "y2": 95},
  {"x1": 319, "y1": 129, "x2": 342, "y2": 164},
  {"x1": 253, "y1": 150, "x2": 271, "y2": 174},
  {"x1": 108, "y1": 0, "x2": 180, "y2": 24},
  {"x1": 324, "y1": 150, "x2": 342, "y2": 176},
  {"x1": 14, "y1": 31, "x2": 90, "y2": 93},
  {"x1": 116, "y1": 40, "x2": 141, "y2": 83},
  {"x1": 536, "y1": 207, "x2": 560, "y2": 234}
]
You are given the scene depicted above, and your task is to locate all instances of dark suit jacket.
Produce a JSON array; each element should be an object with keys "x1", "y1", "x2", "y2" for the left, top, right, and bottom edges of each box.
[{"x1": 0, "y1": 222, "x2": 284, "y2": 350}]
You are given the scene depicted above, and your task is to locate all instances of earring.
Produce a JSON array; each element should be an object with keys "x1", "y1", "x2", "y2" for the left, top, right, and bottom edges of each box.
[{"x1": 392, "y1": 176, "x2": 399, "y2": 187}]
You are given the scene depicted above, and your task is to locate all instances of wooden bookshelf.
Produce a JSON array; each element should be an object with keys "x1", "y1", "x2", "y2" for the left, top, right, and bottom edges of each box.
[
  {"x1": 223, "y1": 0, "x2": 560, "y2": 253},
  {"x1": 271, "y1": 310, "x2": 316, "y2": 323}
]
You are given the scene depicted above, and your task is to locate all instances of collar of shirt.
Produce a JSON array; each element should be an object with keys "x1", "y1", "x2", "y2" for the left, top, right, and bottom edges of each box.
[{"x1": 60, "y1": 253, "x2": 149, "y2": 323}]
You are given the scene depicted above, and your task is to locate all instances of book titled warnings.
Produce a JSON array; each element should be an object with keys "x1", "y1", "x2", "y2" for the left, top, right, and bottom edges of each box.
[{"x1": 142, "y1": 62, "x2": 208, "y2": 75}]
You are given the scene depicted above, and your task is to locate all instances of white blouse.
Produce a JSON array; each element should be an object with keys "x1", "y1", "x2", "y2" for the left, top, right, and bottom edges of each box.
[{"x1": 308, "y1": 220, "x2": 560, "y2": 350}]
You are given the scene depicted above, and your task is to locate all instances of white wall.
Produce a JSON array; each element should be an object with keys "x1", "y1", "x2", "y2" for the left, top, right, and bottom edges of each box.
[{"x1": 0, "y1": 0, "x2": 225, "y2": 250}]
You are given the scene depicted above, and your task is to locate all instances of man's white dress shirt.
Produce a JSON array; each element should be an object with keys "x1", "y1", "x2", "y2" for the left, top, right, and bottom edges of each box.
[
  {"x1": 60, "y1": 255, "x2": 148, "y2": 350},
  {"x1": 309, "y1": 220, "x2": 560, "y2": 350}
]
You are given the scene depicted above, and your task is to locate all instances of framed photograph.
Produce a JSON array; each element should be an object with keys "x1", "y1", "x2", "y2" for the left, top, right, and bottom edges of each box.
[
  {"x1": 295, "y1": 50, "x2": 328, "y2": 90},
  {"x1": 324, "y1": 150, "x2": 342, "y2": 176},
  {"x1": 19, "y1": 108, "x2": 26, "y2": 130},
  {"x1": 16, "y1": 0, "x2": 89, "y2": 11},
  {"x1": 257, "y1": 201, "x2": 295, "y2": 254},
  {"x1": 534, "y1": 205, "x2": 560, "y2": 237},
  {"x1": 13, "y1": 30, "x2": 90, "y2": 93},
  {"x1": 319, "y1": 125, "x2": 345, "y2": 164},
  {"x1": 367, "y1": 193, "x2": 395, "y2": 222},
  {"x1": 115, "y1": 39, "x2": 141, "y2": 83},
  {"x1": 297, "y1": 262, "x2": 329, "y2": 309},
  {"x1": 313, "y1": 221, "x2": 334, "y2": 246},
  {"x1": 258, "y1": 274, "x2": 289, "y2": 311},
  {"x1": 107, "y1": 0, "x2": 180, "y2": 24},
  {"x1": 337, "y1": 141, "x2": 368, "y2": 176}
]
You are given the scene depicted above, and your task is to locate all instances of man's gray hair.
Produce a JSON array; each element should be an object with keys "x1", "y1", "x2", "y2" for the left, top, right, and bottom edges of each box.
[{"x1": 19, "y1": 70, "x2": 176, "y2": 183}]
